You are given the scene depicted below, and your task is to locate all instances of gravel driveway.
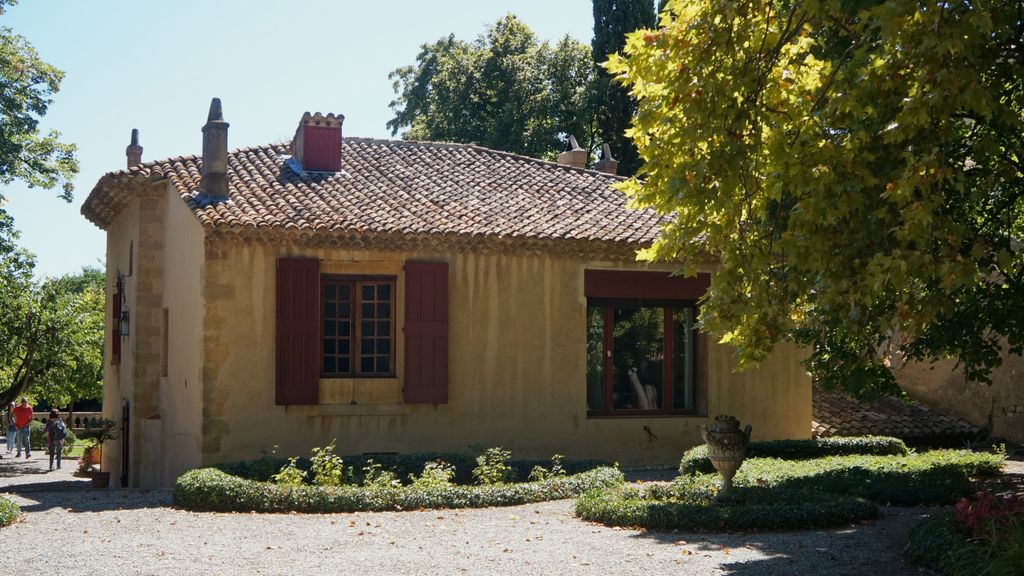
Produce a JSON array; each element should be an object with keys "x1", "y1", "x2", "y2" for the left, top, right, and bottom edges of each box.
[{"x1": 1, "y1": 455, "x2": 941, "y2": 575}]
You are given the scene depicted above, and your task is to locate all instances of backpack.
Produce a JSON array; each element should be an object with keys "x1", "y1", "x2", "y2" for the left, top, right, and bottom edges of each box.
[{"x1": 52, "y1": 418, "x2": 67, "y2": 441}]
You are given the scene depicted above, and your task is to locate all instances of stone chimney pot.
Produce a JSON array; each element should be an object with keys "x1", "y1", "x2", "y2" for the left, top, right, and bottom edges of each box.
[
  {"x1": 125, "y1": 128, "x2": 143, "y2": 169},
  {"x1": 198, "y1": 98, "x2": 230, "y2": 203}
]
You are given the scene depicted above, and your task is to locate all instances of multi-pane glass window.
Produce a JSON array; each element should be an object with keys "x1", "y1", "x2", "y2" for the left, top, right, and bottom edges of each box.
[
  {"x1": 321, "y1": 278, "x2": 395, "y2": 377},
  {"x1": 586, "y1": 300, "x2": 700, "y2": 415}
]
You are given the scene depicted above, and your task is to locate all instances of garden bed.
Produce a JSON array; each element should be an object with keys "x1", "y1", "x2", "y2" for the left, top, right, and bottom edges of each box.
[
  {"x1": 576, "y1": 442, "x2": 1005, "y2": 532},
  {"x1": 174, "y1": 448, "x2": 623, "y2": 513}
]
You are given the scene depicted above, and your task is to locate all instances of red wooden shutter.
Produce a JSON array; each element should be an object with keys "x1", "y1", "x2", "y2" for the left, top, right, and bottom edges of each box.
[
  {"x1": 111, "y1": 290, "x2": 121, "y2": 365},
  {"x1": 403, "y1": 261, "x2": 449, "y2": 404},
  {"x1": 275, "y1": 257, "x2": 320, "y2": 405}
]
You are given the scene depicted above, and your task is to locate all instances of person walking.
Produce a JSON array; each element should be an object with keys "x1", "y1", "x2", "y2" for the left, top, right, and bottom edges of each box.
[
  {"x1": 12, "y1": 397, "x2": 33, "y2": 458},
  {"x1": 4, "y1": 402, "x2": 14, "y2": 454},
  {"x1": 44, "y1": 409, "x2": 67, "y2": 471}
]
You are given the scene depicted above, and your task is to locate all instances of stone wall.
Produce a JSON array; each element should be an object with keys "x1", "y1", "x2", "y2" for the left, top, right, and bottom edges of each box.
[{"x1": 897, "y1": 352, "x2": 1024, "y2": 443}]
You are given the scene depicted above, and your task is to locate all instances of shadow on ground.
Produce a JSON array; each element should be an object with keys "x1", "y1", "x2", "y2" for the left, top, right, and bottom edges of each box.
[{"x1": 623, "y1": 506, "x2": 938, "y2": 576}]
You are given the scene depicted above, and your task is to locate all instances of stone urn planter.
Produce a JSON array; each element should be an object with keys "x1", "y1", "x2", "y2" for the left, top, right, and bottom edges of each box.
[{"x1": 700, "y1": 415, "x2": 752, "y2": 500}]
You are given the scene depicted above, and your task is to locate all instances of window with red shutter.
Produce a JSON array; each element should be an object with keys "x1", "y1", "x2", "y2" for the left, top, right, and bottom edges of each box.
[
  {"x1": 403, "y1": 261, "x2": 449, "y2": 404},
  {"x1": 275, "y1": 257, "x2": 320, "y2": 405}
]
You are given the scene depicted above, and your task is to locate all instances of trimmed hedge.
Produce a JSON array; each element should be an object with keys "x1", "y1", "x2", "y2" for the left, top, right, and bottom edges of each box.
[
  {"x1": 575, "y1": 483, "x2": 878, "y2": 531},
  {"x1": 679, "y1": 435, "x2": 910, "y2": 475},
  {"x1": 0, "y1": 496, "x2": 19, "y2": 527},
  {"x1": 905, "y1": 512, "x2": 989, "y2": 576},
  {"x1": 217, "y1": 452, "x2": 609, "y2": 485},
  {"x1": 680, "y1": 450, "x2": 1004, "y2": 506},
  {"x1": 174, "y1": 466, "x2": 624, "y2": 513},
  {"x1": 577, "y1": 449, "x2": 1004, "y2": 532}
]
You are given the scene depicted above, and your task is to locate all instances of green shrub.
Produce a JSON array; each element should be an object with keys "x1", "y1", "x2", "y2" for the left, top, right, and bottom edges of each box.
[
  {"x1": 679, "y1": 435, "x2": 910, "y2": 475},
  {"x1": 575, "y1": 482, "x2": 878, "y2": 532},
  {"x1": 409, "y1": 460, "x2": 456, "y2": 490},
  {"x1": 269, "y1": 457, "x2": 306, "y2": 487},
  {"x1": 219, "y1": 450, "x2": 610, "y2": 487},
  {"x1": 0, "y1": 496, "x2": 19, "y2": 527},
  {"x1": 577, "y1": 448, "x2": 1003, "y2": 532},
  {"x1": 529, "y1": 454, "x2": 567, "y2": 482},
  {"x1": 906, "y1": 512, "x2": 989, "y2": 576},
  {"x1": 473, "y1": 447, "x2": 514, "y2": 485},
  {"x1": 679, "y1": 450, "x2": 1003, "y2": 506},
  {"x1": 309, "y1": 442, "x2": 350, "y2": 487},
  {"x1": 173, "y1": 466, "x2": 625, "y2": 513}
]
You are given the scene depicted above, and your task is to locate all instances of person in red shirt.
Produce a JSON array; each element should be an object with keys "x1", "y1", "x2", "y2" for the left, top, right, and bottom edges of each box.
[{"x1": 12, "y1": 397, "x2": 33, "y2": 458}]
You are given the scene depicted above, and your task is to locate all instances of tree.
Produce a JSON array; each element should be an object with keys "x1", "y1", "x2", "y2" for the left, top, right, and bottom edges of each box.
[
  {"x1": 0, "y1": 0, "x2": 78, "y2": 202},
  {"x1": 608, "y1": 0, "x2": 1023, "y2": 397},
  {"x1": 388, "y1": 14, "x2": 600, "y2": 161},
  {"x1": 591, "y1": 0, "x2": 657, "y2": 176}
]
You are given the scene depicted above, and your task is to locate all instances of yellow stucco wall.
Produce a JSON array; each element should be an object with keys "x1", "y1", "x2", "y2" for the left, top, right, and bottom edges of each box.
[
  {"x1": 155, "y1": 185, "x2": 205, "y2": 483},
  {"x1": 101, "y1": 197, "x2": 140, "y2": 481},
  {"x1": 197, "y1": 242, "x2": 811, "y2": 471}
]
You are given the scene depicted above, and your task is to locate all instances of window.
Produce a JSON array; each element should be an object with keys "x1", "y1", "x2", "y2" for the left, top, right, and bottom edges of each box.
[
  {"x1": 321, "y1": 277, "x2": 395, "y2": 377},
  {"x1": 586, "y1": 300, "x2": 701, "y2": 415},
  {"x1": 582, "y1": 269, "x2": 711, "y2": 417}
]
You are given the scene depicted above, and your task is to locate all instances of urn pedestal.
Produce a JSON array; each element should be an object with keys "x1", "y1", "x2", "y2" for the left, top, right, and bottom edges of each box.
[{"x1": 700, "y1": 415, "x2": 752, "y2": 500}]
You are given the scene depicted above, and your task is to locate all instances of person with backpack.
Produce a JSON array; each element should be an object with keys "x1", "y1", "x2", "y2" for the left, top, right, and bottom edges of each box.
[{"x1": 45, "y1": 409, "x2": 67, "y2": 471}]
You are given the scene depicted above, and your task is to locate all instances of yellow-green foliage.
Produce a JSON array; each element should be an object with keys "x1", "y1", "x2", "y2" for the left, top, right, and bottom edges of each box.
[{"x1": 609, "y1": 0, "x2": 1024, "y2": 395}]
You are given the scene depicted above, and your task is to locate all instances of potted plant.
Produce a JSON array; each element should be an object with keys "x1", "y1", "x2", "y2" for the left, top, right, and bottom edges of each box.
[{"x1": 76, "y1": 418, "x2": 118, "y2": 488}]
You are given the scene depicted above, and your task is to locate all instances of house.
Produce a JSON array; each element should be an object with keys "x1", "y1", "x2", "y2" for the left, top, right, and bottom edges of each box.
[{"x1": 81, "y1": 99, "x2": 811, "y2": 488}]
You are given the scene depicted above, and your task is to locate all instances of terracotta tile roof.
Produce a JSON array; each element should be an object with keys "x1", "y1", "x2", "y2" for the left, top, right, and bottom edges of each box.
[
  {"x1": 812, "y1": 386, "x2": 979, "y2": 442},
  {"x1": 81, "y1": 138, "x2": 666, "y2": 256}
]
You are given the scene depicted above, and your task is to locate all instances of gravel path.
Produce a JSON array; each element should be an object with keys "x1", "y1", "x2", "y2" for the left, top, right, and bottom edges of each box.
[{"x1": 0, "y1": 453, "x2": 977, "y2": 575}]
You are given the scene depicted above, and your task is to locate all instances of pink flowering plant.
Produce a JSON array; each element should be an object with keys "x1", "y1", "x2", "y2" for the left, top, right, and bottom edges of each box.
[{"x1": 953, "y1": 492, "x2": 1024, "y2": 543}]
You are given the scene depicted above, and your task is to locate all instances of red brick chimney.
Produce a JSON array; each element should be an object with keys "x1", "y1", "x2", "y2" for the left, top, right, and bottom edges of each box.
[{"x1": 291, "y1": 112, "x2": 344, "y2": 172}]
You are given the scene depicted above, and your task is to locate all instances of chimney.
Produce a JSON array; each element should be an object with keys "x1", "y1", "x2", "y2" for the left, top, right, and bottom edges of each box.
[
  {"x1": 594, "y1": 143, "x2": 618, "y2": 175},
  {"x1": 125, "y1": 129, "x2": 143, "y2": 169},
  {"x1": 557, "y1": 135, "x2": 587, "y2": 169},
  {"x1": 291, "y1": 112, "x2": 344, "y2": 172},
  {"x1": 198, "y1": 97, "x2": 230, "y2": 203}
]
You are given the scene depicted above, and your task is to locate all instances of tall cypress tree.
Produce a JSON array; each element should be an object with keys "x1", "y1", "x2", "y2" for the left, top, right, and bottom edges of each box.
[{"x1": 592, "y1": 0, "x2": 657, "y2": 176}]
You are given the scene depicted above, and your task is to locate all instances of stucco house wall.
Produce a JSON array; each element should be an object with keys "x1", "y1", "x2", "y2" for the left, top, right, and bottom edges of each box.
[{"x1": 197, "y1": 242, "x2": 810, "y2": 472}]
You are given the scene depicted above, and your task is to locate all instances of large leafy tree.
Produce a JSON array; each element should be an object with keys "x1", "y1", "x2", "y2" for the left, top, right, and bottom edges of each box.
[
  {"x1": 591, "y1": 0, "x2": 657, "y2": 176},
  {"x1": 0, "y1": 0, "x2": 78, "y2": 202},
  {"x1": 1, "y1": 0, "x2": 90, "y2": 406},
  {"x1": 609, "y1": 0, "x2": 1023, "y2": 397},
  {"x1": 0, "y1": 216, "x2": 104, "y2": 407},
  {"x1": 388, "y1": 14, "x2": 600, "y2": 161}
]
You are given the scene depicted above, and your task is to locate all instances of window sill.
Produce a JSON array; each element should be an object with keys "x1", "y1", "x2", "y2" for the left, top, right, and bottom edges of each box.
[
  {"x1": 299, "y1": 404, "x2": 411, "y2": 417},
  {"x1": 587, "y1": 412, "x2": 707, "y2": 419}
]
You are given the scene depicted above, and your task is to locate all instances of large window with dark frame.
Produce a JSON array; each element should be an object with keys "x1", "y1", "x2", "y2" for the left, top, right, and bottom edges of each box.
[
  {"x1": 586, "y1": 299, "x2": 700, "y2": 416},
  {"x1": 321, "y1": 277, "x2": 395, "y2": 377}
]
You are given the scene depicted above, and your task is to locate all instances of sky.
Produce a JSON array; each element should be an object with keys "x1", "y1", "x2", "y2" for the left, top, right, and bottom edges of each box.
[{"x1": 3, "y1": 0, "x2": 597, "y2": 278}]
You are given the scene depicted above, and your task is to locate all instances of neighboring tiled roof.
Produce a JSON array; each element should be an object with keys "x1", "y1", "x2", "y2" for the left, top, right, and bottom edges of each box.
[
  {"x1": 812, "y1": 386, "x2": 979, "y2": 442},
  {"x1": 81, "y1": 139, "x2": 667, "y2": 257}
]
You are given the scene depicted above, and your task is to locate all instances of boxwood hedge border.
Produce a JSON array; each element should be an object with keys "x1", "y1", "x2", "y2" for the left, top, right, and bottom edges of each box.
[
  {"x1": 575, "y1": 483, "x2": 879, "y2": 532},
  {"x1": 678, "y1": 435, "x2": 910, "y2": 475},
  {"x1": 174, "y1": 466, "x2": 625, "y2": 513}
]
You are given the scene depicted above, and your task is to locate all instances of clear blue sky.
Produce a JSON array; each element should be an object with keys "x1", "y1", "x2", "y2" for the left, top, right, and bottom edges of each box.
[{"x1": 3, "y1": 0, "x2": 596, "y2": 278}]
